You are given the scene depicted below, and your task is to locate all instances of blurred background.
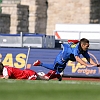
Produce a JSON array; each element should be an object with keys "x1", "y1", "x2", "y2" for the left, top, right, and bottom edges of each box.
[{"x1": 0, "y1": 0, "x2": 100, "y2": 77}]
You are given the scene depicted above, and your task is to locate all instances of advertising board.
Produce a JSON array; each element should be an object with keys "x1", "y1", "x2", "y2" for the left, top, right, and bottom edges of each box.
[{"x1": 0, "y1": 47, "x2": 100, "y2": 77}]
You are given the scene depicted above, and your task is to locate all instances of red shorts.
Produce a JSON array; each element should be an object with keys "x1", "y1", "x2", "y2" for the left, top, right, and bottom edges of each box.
[{"x1": 24, "y1": 69, "x2": 38, "y2": 80}]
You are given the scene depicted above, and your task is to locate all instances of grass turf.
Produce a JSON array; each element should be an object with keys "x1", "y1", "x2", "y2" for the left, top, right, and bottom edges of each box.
[{"x1": 0, "y1": 79, "x2": 100, "y2": 100}]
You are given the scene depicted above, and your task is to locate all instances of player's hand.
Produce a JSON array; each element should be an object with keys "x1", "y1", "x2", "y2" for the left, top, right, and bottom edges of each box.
[
  {"x1": 97, "y1": 64, "x2": 100, "y2": 67},
  {"x1": 0, "y1": 77, "x2": 5, "y2": 79}
]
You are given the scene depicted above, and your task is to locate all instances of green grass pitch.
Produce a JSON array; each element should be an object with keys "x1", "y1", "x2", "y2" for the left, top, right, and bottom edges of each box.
[{"x1": 0, "y1": 79, "x2": 100, "y2": 100}]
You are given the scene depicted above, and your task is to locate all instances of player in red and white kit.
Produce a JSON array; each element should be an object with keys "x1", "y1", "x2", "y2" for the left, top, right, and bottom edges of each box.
[
  {"x1": 2, "y1": 66, "x2": 38, "y2": 80},
  {"x1": 0, "y1": 62, "x2": 61, "y2": 81}
]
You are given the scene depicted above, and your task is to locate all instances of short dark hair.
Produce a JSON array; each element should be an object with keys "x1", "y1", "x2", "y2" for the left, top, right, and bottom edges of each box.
[
  {"x1": 79, "y1": 38, "x2": 89, "y2": 44},
  {"x1": 0, "y1": 62, "x2": 4, "y2": 75}
]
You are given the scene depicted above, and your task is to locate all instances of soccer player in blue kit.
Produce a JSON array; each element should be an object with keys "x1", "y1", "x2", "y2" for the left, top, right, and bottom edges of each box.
[{"x1": 33, "y1": 38, "x2": 100, "y2": 81}]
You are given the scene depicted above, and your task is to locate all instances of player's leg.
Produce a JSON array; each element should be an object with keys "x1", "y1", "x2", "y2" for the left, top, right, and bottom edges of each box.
[
  {"x1": 45, "y1": 70, "x2": 62, "y2": 81},
  {"x1": 37, "y1": 71, "x2": 54, "y2": 80},
  {"x1": 44, "y1": 70, "x2": 56, "y2": 79},
  {"x1": 33, "y1": 60, "x2": 55, "y2": 70},
  {"x1": 33, "y1": 60, "x2": 65, "y2": 81},
  {"x1": 33, "y1": 51, "x2": 62, "y2": 70},
  {"x1": 53, "y1": 63, "x2": 66, "y2": 81}
]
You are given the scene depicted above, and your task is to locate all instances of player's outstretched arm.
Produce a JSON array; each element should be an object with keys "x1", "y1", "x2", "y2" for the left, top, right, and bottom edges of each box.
[
  {"x1": 75, "y1": 56, "x2": 97, "y2": 67},
  {"x1": 75, "y1": 56, "x2": 88, "y2": 66},
  {"x1": 86, "y1": 58, "x2": 100, "y2": 67}
]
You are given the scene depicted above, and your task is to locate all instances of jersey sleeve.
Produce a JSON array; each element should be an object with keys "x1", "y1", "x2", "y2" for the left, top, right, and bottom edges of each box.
[
  {"x1": 3, "y1": 67, "x2": 8, "y2": 77},
  {"x1": 74, "y1": 45, "x2": 80, "y2": 56},
  {"x1": 82, "y1": 51, "x2": 90, "y2": 59}
]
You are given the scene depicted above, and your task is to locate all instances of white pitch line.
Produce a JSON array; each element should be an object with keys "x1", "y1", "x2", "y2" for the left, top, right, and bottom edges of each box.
[
  {"x1": 25, "y1": 80, "x2": 100, "y2": 86},
  {"x1": 1, "y1": 79, "x2": 100, "y2": 86}
]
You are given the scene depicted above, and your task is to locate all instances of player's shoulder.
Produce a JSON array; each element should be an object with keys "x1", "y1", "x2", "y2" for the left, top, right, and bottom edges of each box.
[
  {"x1": 3, "y1": 66, "x2": 9, "y2": 73},
  {"x1": 4, "y1": 66, "x2": 10, "y2": 69},
  {"x1": 74, "y1": 43, "x2": 79, "y2": 48},
  {"x1": 4, "y1": 66, "x2": 15, "y2": 71},
  {"x1": 73, "y1": 43, "x2": 80, "y2": 53}
]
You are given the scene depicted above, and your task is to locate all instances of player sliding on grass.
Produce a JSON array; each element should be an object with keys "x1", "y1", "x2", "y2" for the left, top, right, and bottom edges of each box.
[
  {"x1": 33, "y1": 38, "x2": 100, "y2": 80},
  {"x1": 0, "y1": 62, "x2": 61, "y2": 80}
]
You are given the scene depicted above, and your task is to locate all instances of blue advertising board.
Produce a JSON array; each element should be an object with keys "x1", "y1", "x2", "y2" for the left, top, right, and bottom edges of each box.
[{"x1": 0, "y1": 47, "x2": 100, "y2": 77}]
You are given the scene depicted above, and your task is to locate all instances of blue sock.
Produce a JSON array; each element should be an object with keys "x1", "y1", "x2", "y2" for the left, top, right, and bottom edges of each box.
[{"x1": 41, "y1": 63, "x2": 55, "y2": 70}]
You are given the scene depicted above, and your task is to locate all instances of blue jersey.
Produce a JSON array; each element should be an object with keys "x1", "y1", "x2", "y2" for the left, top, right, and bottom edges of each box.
[{"x1": 55, "y1": 43, "x2": 90, "y2": 65}]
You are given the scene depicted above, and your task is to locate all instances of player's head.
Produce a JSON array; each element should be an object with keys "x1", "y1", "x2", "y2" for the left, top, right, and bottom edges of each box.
[
  {"x1": 0, "y1": 62, "x2": 4, "y2": 75},
  {"x1": 79, "y1": 38, "x2": 89, "y2": 51}
]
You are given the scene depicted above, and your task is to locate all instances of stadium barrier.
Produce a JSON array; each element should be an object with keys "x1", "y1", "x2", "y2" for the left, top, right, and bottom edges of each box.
[{"x1": 0, "y1": 33, "x2": 55, "y2": 48}]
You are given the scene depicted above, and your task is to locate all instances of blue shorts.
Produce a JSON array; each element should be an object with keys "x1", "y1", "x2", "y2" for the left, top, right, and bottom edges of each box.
[{"x1": 54, "y1": 62, "x2": 66, "y2": 74}]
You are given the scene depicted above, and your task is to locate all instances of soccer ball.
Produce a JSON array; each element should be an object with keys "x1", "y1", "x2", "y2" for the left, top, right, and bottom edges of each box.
[{"x1": 37, "y1": 72, "x2": 45, "y2": 76}]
